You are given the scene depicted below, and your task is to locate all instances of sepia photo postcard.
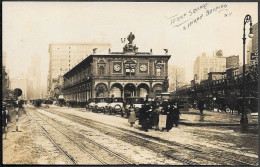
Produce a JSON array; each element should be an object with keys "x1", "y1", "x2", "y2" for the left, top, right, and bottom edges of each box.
[{"x1": 2, "y1": 1, "x2": 258, "y2": 166}]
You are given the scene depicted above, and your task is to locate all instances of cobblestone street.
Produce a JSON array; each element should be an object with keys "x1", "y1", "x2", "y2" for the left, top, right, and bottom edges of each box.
[{"x1": 2, "y1": 105, "x2": 258, "y2": 165}]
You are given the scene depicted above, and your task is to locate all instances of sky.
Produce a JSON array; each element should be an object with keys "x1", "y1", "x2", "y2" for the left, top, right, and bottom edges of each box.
[{"x1": 2, "y1": 2, "x2": 258, "y2": 87}]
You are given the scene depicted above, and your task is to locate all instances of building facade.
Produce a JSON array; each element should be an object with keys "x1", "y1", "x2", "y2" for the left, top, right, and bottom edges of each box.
[
  {"x1": 226, "y1": 55, "x2": 239, "y2": 69},
  {"x1": 2, "y1": 52, "x2": 10, "y2": 99},
  {"x1": 63, "y1": 33, "x2": 171, "y2": 103},
  {"x1": 252, "y1": 23, "x2": 258, "y2": 54},
  {"x1": 10, "y1": 74, "x2": 27, "y2": 100},
  {"x1": 246, "y1": 39, "x2": 252, "y2": 65},
  {"x1": 27, "y1": 54, "x2": 42, "y2": 100},
  {"x1": 193, "y1": 51, "x2": 226, "y2": 82},
  {"x1": 48, "y1": 42, "x2": 111, "y2": 99},
  {"x1": 247, "y1": 23, "x2": 258, "y2": 66}
]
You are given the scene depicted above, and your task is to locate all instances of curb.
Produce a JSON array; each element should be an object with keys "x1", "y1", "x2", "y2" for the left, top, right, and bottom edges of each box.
[{"x1": 179, "y1": 122, "x2": 258, "y2": 126}]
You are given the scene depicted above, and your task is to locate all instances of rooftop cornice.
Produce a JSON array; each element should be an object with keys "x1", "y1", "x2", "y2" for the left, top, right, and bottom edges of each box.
[
  {"x1": 49, "y1": 42, "x2": 111, "y2": 45},
  {"x1": 92, "y1": 54, "x2": 171, "y2": 58}
]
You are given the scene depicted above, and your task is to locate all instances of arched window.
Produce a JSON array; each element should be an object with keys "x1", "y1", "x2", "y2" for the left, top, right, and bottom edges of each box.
[
  {"x1": 97, "y1": 60, "x2": 106, "y2": 76},
  {"x1": 155, "y1": 60, "x2": 163, "y2": 77},
  {"x1": 99, "y1": 66, "x2": 105, "y2": 75},
  {"x1": 156, "y1": 66, "x2": 162, "y2": 76}
]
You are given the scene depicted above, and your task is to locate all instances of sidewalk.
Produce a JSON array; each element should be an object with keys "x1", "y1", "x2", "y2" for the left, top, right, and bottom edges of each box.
[{"x1": 179, "y1": 108, "x2": 258, "y2": 126}]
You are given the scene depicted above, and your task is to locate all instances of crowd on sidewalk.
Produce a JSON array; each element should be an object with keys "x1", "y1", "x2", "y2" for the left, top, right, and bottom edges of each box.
[{"x1": 127, "y1": 100, "x2": 181, "y2": 132}]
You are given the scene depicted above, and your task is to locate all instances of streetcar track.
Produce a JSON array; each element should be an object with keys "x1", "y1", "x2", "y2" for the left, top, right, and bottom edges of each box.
[
  {"x1": 87, "y1": 110, "x2": 259, "y2": 165},
  {"x1": 27, "y1": 106, "x2": 134, "y2": 165},
  {"x1": 24, "y1": 109, "x2": 77, "y2": 165},
  {"x1": 42, "y1": 108, "x2": 204, "y2": 165},
  {"x1": 46, "y1": 107, "x2": 257, "y2": 166}
]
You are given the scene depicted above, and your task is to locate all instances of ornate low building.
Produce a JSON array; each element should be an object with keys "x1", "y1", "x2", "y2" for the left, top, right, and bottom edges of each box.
[{"x1": 63, "y1": 33, "x2": 171, "y2": 103}]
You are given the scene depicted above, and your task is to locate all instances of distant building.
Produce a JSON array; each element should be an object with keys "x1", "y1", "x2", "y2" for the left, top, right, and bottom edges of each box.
[
  {"x1": 168, "y1": 65, "x2": 186, "y2": 92},
  {"x1": 226, "y1": 55, "x2": 239, "y2": 68},
  {"x1": 251, "y1": 23, "x2": 258, "y2": 66},
  {"x1": 246, "y1": 40, "x2": 252, "y2": 65},
  {"x1": 10, "y1": 74, "x2": 27, "y2": 100},
  {"x1": 208, "y1": 72, "x2": 225, "y2": 81},
  {"x1": 2, "y1": 52, "x2": 10, "y2": 99},
  {"x1": 252, "y1": 23, "x2": 258, "y2": 54},
  {"x1": 193, "y1": 51, "x2": 226, "y2": 82},
  {"x1": 27, "y1": 55, "x2": 41, "y2": 100},
  {"x1": 247, "y1": 23, "x2": 258, "y2": 66},
  {"x1": 48, "y1": 42, "x2": 111, "y2": 99}
]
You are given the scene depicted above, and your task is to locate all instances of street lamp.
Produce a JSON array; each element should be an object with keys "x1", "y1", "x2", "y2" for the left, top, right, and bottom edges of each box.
[{"x1": 241, "y1": 14, "x2": 254, "y2": 124}]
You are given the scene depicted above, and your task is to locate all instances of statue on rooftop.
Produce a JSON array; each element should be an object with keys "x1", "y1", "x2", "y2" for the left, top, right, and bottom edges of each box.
[{"x1": 127, "y1": 32, "x2": 135, "y2": 44}]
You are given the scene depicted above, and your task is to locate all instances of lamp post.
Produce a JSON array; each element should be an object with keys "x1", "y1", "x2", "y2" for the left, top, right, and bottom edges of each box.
[{"x1": 240, "y1": 14, "x2": 254, "y2": 124}]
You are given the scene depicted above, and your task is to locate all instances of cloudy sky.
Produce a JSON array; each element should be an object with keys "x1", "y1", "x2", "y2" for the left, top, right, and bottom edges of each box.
[{"x1": 3, "y1": 2, "x2": 258, "y2": 86}]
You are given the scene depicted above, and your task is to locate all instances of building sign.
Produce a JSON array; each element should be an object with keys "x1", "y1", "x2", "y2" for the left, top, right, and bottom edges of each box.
[
  {"x1": 158, "y1": 114, "x2": 167, "y2": 129},
  {"x1": 251, "y1": 52, "x2": 258, "y2": 61},
  {"x1": 250, "y1": 52, "x2": 258, "y2": 65}
]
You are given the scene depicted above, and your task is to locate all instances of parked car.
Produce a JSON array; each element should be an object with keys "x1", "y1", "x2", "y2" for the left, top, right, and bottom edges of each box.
[
  {"x1": 109, "y1": 97, "x2": 124, "y2": 115},
  {"x1": 94, "y1": 97, "x2": 111, "y2": 113},
  {"x1": 86, "y1": 98, "x2": 97, "y2": 111}
]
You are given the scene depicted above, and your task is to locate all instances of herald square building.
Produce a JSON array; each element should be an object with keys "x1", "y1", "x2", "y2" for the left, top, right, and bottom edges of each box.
[{"x1": 62, "y1": 33, "x2": 171, "y2": 105}]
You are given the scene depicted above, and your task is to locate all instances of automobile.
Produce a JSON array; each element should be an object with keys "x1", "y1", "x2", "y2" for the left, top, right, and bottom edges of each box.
[
  {"x1": 93, "y1": 97, "x2": 111, "y2": 113},
  {"x1": 109, "y1": 97, "x2": 124, "y2": 116},
  {"x1": 86, "y1": 98, "x2": 97, "y2": 111},
  {"x1": 125, "y1": 97, "x2": 145, "y2": 118}
]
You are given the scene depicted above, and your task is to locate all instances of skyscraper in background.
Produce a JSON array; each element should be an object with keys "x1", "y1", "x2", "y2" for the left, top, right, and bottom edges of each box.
[
  {"x1": 47, "y1": 42, "x2": 111, "y2": 98},
  {"x1": 27, "y1": 54, "x2": 41, "y2": 99},
  {"x1": 246, "y1": 22, "x2": 258, "y2": 66},
  {"x1": 193, "y1": 51, "x2": 226, "y2": 82},
  {"x1": 252, "y1": 23, "x2": 258, "y2": 54},
  {"x1": 10, "y1": 73, "x2": 27, "y2": 100}
]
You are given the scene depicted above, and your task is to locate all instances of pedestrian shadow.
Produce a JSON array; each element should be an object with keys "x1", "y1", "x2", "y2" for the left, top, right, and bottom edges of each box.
[
  {"x1": 199, "y1": 115, "x2": 205, "y2": 122},
  {"x1": 184, "y1": 112, "x2": 213, "y2": 116}
]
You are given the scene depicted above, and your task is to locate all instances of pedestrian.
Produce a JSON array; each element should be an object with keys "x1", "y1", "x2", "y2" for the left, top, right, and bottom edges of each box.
[
  {"x1": 128, "y1": 105, "x2": 136, "y2": 127},
  {"x1": 159, "y1": 101, "x2": 168, "y2": 131},
  {"x1": 142, "y1": 102, "x2": 151, "y2": 132},
  {"x1": 173, "y1": 103, "x2": 181, "y2": 127},
  {"x1": 121, "y1": 106, "x2": 125, "y2": 117},
  {"x1": 198, "y1": 100, "x2": 204, "y2": 115},
  {"x1": 2, "y1": 104, "x2": 7, "y2": 130},
  {"x1": 151, "y1": 103, "x2": 160, "y2": 130},
  {"x1": 166, "y1": 103, "x2": 174, "y2": 132},
  {"x1": 139, "y1": 104, "x2": 145, "y2": 126}
]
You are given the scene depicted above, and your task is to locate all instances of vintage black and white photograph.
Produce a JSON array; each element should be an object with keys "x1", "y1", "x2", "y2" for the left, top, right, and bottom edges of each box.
[{"x1": 2, "y1": 1, "x2": 258, "y2": 165}]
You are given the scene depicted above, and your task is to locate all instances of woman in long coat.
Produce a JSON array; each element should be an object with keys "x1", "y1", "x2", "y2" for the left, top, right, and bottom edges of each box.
[
  {"x1": 152, "y1": 105, "x2": 160, "y2": 130},
  {"x1": 128, "y1": 105, "x2": 136, "y2": 127},
  {"x1": 166, "y1": 104, "x2": 174, "y2": 131},
  {"x1": 173, "y1": 104, "x2": 181, "y2": 127}
]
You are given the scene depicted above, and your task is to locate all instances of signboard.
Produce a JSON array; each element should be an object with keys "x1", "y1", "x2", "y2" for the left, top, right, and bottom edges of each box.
[
  {"x1": 250, "y1": 52, "x2": 258, "y2": 62},
  {"x1": 14, "y1": 88, "x2": 22, "y2": 97},
  {"x1": 158, "y1": 114, "x2": 167, "y2": 129}
]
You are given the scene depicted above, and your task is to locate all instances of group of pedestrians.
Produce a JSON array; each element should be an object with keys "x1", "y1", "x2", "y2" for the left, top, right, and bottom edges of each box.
[
  {"x1": 128, "y1": 101, "x2": 181, "y2": 132},
  {"x1": 2, "y1": 102, "x2": 11, "y2": 135}
]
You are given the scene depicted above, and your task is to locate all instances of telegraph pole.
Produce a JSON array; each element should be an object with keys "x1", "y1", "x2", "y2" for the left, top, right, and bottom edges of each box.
[{"x1": 12, "y1": 88, "x2": 22, "y2": 132}]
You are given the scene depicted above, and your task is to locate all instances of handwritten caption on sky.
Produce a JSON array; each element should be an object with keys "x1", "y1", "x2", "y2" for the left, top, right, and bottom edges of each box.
[{"x1": 167, "y1": 3, "x2": 231, "y2": 30}]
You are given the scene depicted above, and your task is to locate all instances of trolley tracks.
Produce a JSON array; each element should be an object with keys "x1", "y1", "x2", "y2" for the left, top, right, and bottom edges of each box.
[
  {"x1": 24, "y1": 107, "x2": 134, "y2": 165},
  {"x1": 44, "y1": 108, "x2": 256, "y2": 166}
]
